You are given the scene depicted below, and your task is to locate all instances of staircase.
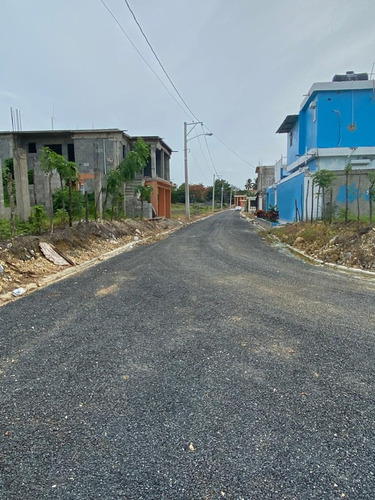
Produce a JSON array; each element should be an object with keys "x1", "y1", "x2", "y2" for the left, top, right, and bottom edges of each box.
[{"x1": 124, "y1": 176, "x2": 155, "y2": 218}]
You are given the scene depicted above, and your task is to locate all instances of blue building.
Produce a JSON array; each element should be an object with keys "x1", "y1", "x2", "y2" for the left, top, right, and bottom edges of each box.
[{"x1": 273, "y1": 71, "x2": 375, "y2": 222}]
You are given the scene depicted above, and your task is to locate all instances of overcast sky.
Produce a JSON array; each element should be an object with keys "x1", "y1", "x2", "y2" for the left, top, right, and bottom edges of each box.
[{"x1": 1, "y1": 0, "x2": 374, "y2": 189}]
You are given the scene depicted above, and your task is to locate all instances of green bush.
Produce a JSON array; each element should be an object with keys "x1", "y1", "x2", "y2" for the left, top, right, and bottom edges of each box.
[
  {"x1": 53, "y1": 188, "x2": 85, "y2": 220},
  {"x1": 30, "y1": 205, "x2": 48, "y2": 234},
  {"x1": 0, "y1": 217, "x2": 34, "y2": 240}
]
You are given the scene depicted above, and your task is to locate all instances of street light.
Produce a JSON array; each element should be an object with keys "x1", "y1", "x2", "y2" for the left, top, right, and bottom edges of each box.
[{"x1": 184, "y1": 121, "x2": 212, "y2": 218}]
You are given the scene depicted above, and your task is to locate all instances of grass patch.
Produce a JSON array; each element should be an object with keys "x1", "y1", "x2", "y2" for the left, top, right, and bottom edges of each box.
[{"x1": 171, "y1": 203, "x2": 212, "y2": 218}]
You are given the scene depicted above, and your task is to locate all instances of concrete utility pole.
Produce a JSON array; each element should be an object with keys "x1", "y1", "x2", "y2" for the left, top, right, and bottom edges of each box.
[
  {"x1": 221, "y1": 180, "x2": 224, "y2": 210},
  {"x1": 184, "y1": 121, "x2": 189, "y2": 218},
  {"x1": 212, "y1": 173, "x2": 215, "y2": 212},
  {"x1": 184, "y1": 122, "x2": 212, "y2": 219}
]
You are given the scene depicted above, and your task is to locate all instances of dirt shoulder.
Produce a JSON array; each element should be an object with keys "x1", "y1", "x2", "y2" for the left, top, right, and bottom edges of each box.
[
  {"x1": 269, "y1": 220, "x2": 375, "y2": 272},
  {"x1": 0, "y1": 217, "x2": 192, "y2": 305}
]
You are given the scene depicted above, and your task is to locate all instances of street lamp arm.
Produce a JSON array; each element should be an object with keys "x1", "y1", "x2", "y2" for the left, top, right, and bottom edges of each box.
[{"x1": 187, "y1": 132, "x2": 213, "y2": 143}]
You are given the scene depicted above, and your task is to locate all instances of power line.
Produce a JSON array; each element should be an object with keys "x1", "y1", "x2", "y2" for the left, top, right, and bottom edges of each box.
[
  {"x1": 208, "y1": 129, "x2": 257, "y2": 170},
  {"x1": 189, "y1": 148, "x2": 211, "y2": 184},
  {"x1": 122, "y1": 0, "x2": 252, "y2": 172},
  {"x1": 123, "y1": 0, "x2": 200, "y2": 123},
  {"x1": 201, "y1": 123, "x2": 218, "y2": 176},
  {"x1": 99, "y1": 0, "x2": 194, "y2": 121},
  {"x1": 101, "y1": 0, "x2": 255, "y2": 173}
]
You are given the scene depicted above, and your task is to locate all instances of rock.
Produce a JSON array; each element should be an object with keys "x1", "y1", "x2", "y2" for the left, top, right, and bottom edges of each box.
[
  {"x1": 329, "y1": 235, "x2": 338, "y2": 245},
  {"x1": 294, "y1": 236, "x2": 305, "y2": 245}
]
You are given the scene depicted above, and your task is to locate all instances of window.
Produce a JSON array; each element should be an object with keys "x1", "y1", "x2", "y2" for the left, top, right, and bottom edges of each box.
[
  {"x1": 67, "y1": 143, "x2": 75, "y2": 162},
  {"x1": 28, "y1": 142, "x2": 37, "y2": 154},
  {"x1": 45, "y1": 144, "x2": 62, "y2": 155}
]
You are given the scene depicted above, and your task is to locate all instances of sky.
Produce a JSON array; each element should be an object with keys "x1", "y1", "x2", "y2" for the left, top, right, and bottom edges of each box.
[{"x1": 1, "y1": 0, "x2": 374, "y2": 189}]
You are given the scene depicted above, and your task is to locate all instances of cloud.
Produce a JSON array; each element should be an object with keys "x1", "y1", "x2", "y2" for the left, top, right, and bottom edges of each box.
[{"x1": 0, "y1": 90, "x2": 19, "y2": 101}]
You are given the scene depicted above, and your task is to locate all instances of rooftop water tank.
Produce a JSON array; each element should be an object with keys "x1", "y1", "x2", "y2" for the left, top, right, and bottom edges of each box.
[{"x1": 332, "y1": 71, "x2": 368, "y2": 82}]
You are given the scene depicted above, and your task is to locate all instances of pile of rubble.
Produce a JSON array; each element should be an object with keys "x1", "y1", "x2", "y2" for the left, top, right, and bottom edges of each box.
[{"x1": 274, "y1": 222, "x2": 375, "y2": 271}]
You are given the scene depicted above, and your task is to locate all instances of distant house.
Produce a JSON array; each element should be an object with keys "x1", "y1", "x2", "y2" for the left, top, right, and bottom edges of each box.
[
  {"x1": 233, "y1": 194, "x2": 247, "y2": 208},
  {"x1": 255, "y1": 165, "x2": 275, "y2": 210},
  {"x1": 274, "y1": 71, "x2": 375, "y2": 222},
  {"x1": 0, "y1": 129, "x2": 173, "y2": 219}
]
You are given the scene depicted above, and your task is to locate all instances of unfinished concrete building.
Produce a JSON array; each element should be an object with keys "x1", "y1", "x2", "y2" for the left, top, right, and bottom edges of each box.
[{"x1": 0, "y1": 129, "x2": 173, "y2": 220}]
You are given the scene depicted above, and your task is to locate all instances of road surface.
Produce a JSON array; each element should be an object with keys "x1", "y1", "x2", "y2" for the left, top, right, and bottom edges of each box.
[{"x1": 1, "y1": 211, "x2": 374, "y2": 499}]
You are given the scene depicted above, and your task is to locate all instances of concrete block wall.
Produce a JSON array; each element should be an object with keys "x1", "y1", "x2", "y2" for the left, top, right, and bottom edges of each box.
[{"x1": 0, "y1": 135, "x2": 13, "y2": 161}]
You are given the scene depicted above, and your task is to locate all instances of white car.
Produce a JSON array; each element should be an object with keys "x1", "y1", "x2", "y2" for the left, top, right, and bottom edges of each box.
[{"x1": 235, "y1": 206, "x2": 242, "y2": 211}]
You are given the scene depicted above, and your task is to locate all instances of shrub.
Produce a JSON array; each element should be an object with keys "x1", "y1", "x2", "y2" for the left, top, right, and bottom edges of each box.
[{"x1": 255, "y1": 206, "x2": 279, "y2": 222}]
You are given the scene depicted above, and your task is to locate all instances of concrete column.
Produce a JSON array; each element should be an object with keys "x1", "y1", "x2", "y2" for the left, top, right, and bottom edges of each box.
[
  {"x1": 165, "y1": 156, "x2": 170, "y2": 181},
  {"x1": 122, "y1": 182, "x2": 127, "y2": 216},
  {"x1": 94, "y1": 168, "x2": 103, "y2": 219},
  {"x1": 160, "y1": 151, "x2": 165, "y2": 180},
  {"x1": 0, "y1": 158, "x2": 6, "y2": 219},
  {"x1": 13, "y1": 147, "x2": 31, "y2": 221},
  {"x1": 150, "y1": 145, "x2": 157, "y2": 179}
]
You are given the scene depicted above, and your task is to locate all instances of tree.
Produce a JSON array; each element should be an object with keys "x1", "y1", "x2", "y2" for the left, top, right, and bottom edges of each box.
[
  {"x1": 55, "y1": 153, "x2": 70, "y2": 225},
  {"x1": 2, "y1": 158, "x2": 15, "y2": 206},
  {"x1": 311, "y1": 169, "x2": 335, "y2": 221},
  {"x1": 104, "y1": 169, "x2": 122, "y2": 219},
  {"x1": 40, "y1": 147, "x2": 80, "y2": 229},
  {"x1": 368, "y1": 171, "x2": 375, "y2": 225},
  {"x1": 171, "y1": 183, "x2": 186, "y2": 203},
  {"x1": 118, "y1": 137, "x2": 149, "y2": 182},
  {"x1": 66, "y1": 161, "x2": 80, "y2": 226},
  {"x1": 40, "y1": 147, "x2": 57, "y2": 232},
  {"x1": 245, "y1": 178, "x2": 256, "y2": 191},
  {"x1": 189, "y1": 183, "x2": 209, "y2": 203},
  {"x1": 344, "y1": 162, "x2": 352, "y2": 223},
  {"x1": 117, "y1": 137, "x2": 150, "y2": 214},
  {"x1": 209, "y1": 178, "x2": 231, "y2": 204},
  {"x1": 134, "y1": 184, "x2": 153, "y2": 219}
]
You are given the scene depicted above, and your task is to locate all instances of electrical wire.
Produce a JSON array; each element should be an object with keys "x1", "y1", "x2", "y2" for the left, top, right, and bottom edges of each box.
[
  {"x1": 201, "y1": 123, "x2": 218, "y2": 176},
  {"x1": 209, "y1": 129, "x2": 257, "y2": 169},
  {"x1": 124, "y1": 0, "x2": 200, "y2": 123},
  {"x1": 99, "y1": 0, "x2": 194, "y2": 121},
  {"x1": 100, "y1": 0, "x2": 255, "y2": 173},
  {"x1": 189, "y1": 148, "x2": 211, "y2": 184},
  {"x1": 121, "y1": 0, "x2": 255, "y2": 172}
]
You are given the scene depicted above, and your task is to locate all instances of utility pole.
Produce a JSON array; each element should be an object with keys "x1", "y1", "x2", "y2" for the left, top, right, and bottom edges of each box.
[
  {"x1": 212, "y1": 173, "x2": 215, "y2": 212},
  {"x1": 184, "y1": 122, "x2": 212, "y2": 219},
  {"x1": 221, "y1": 180, "x2": 224, "y2": 210},
  {"x1": 184, "y1": 121, "x2": 189, "y2": 218}
]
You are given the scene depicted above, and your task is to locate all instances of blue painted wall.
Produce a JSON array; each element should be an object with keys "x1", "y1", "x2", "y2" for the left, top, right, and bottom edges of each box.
[
  {"x1": 285, "y1": 88, "x2": 375, "y2": 165},
  {"x1": 337, "y1": 182, "x2": 370, "y2": 203},
  {"x1": 316, "y1": 89, "x2": 375, "y2": 148},
  {"x1": 266, "y1": 187, "x2": 275, "y2": 209},
  {"x1": 299, "y1": 105, "x2": 318, "y2": 154},
  {"x1": 287, "y1": 121, "x2": 300, "y2": 165},
  {"x1": 277, "y1": 173, "x2": 305, "y2": 222}
]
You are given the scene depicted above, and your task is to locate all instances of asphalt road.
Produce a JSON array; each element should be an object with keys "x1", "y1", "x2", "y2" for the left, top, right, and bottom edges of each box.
[{"x1": 1, "y1": 211, "x2": 374, "y2": 500}]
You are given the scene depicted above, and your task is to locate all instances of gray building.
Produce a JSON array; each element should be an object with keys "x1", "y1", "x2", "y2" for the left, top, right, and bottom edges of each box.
[
  {"x1": 0, "y1": 129, "x2": 173, "y2": 219},
  {"x1": 255, "y1": 165, "x2": 275, "y2": 210}
]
